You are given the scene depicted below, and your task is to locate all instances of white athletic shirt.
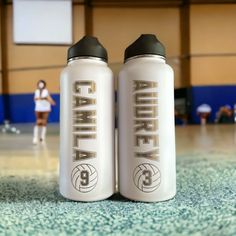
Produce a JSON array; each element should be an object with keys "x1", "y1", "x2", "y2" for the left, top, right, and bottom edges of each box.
[{"x1": 34, "y1": 89, "x2": 51, "y2": 112}]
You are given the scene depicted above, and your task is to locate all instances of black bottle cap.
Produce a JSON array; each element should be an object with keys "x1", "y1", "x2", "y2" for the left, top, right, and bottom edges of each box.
[
  {"x1": 67, "y1": 36, "x2": 108, "y2": 62},
  {"x1": 124, "y1": 34, "x2": 165, "y2": 62}
]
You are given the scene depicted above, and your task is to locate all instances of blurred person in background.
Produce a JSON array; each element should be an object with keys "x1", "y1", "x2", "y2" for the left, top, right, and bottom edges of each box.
[
  {"x1": 215, "y1": 105, "x2": 234, "y2": 124},
  {"x1": 33, "y1": 80, "x2": 56, "y2": 144},
  {"x1": 197, "y1": 104, "x2": 212, "y2": 125}
]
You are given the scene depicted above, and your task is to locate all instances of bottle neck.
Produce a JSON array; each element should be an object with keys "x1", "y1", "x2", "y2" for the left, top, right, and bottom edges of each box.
[
  {"x1": 125, "y1": 54, "x2": 165, "y2": 64},
  {"x1": 67, "y1": 56, "x2": 107, "y2": 65}
]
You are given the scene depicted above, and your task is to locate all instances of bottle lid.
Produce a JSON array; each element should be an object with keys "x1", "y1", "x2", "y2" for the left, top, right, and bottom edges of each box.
[
  {"x1": 67, "y1": 36, "x2": 108, "y2": 62},
  {"x1": 124, "y1": 34, "x2": 165, "y2": 62}
]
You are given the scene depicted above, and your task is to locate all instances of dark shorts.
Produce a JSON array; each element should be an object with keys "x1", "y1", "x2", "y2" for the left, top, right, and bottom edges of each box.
[{"x1": 35, "y1": 111, "x2": 49, "y2": 123}]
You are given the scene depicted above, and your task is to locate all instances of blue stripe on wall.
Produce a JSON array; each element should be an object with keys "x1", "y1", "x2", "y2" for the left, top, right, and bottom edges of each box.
[
  {"x1": 1, "y1": 86, "x2": 236, "y2": 124},
  {"x1": 1, "y1": 93, "x2": 60, "y2": 123},
  {"x1": 191, "y1": 85, "x2": 236, "y2": 124},
  {"x1": 0, "y1": 95, "x2": 4, "y2": 124}
]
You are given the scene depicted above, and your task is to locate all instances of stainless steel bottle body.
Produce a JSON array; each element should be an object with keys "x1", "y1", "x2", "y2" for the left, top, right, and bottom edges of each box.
[
  {"x1": 60, "y1": 58, "x2": 115, "y2": 201},
  {"x1": 118, "y1": 55, "x2": 176, "y2": 202}
]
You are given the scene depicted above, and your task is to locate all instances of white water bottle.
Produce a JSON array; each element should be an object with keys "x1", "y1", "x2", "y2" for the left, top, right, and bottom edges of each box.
[
  {"x1": 118, "y1": 34, "x2": 176, "y2": 202},
  {"x1": 60, "y1": 36, "x2": 115, "y2": 201}
]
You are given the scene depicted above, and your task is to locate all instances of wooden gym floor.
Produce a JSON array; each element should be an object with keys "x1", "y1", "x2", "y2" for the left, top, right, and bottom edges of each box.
[{"x1": 0, "y1": 124, "x2": 235, "y2": 176}]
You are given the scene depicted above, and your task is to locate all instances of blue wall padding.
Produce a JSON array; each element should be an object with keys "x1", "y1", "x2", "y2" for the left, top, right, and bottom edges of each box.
[
  {"x1": 1, "y1": 85, "x2": 236, "y2": 124},
  {"x1": 0, "y1": 95, "x2": 4, "y2": 124},
  {"x1": 1, "y1": 93, "x2": 60, "y2": 124},
  {"x1": 191, "y1": 85, "x2": 236, "y2": 123}
]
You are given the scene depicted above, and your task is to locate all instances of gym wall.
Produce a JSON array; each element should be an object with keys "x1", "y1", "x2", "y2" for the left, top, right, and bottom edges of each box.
[
  {"x1": 92, "y1": 7, "x2": 181, "y2": 87},
  {"x1": 0, "y1": 3, "x2": 183, "y2": 123},
  {"x1": 0, "y1": 65, "x2": 2, "y2": 123},
  {"x1": 0, "y1": 4, "x2": 85, "y2": 123},
  {"x1": 0, "y1": 8, "x2": 3, "y2": 123},
  {"x1": 0, "y1": 3, "x2": 236, "y2": 124},
  {"x1": 190, "y1": 4, "x2": 236, "y2": 123}
]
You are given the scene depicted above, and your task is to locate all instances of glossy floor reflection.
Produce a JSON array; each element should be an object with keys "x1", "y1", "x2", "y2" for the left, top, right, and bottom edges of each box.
[
  {"x1": 0, "y1": 124, "x2": 59, "y2": 176},
  {"x1": 176, "y1": 124, "x2": 236, "y2": 157},
  {"x1": 0, "y1": 124, "x2": 235, "y2": 176}
]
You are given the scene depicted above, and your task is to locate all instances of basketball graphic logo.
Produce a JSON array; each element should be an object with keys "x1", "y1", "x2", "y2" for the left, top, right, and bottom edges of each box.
[
  {"x1": 133, "y1": 163, "x2": 161, "y2": 193},
  {"x1": 71, "y1": 164, "x2": 98, "y2": 193}
]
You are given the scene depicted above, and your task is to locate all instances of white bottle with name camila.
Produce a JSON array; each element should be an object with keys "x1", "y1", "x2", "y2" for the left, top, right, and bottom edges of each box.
[
  {"x1": 60, "y1": 36, "x2": 115, "y2": 201},
  {"x1": 118, "y1": 34, "x2": 176, "y2": 202}
]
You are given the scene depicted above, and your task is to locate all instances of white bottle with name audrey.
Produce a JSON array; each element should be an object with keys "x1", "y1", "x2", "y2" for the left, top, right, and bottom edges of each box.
[
  {"x1": 60, "y1": 36, "x2": 115, "y2": 201},
  {"x1": 118, "y1": 34, "x2": 176, "y2": 202}
]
